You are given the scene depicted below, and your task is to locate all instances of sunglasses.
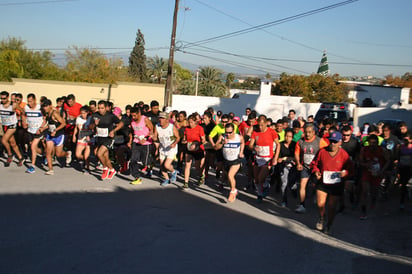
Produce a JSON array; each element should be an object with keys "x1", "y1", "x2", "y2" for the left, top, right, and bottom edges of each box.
[
  {"x1": 342, "y1": 134, "x2": 351, "y2": 137},
  {"x1": 0, "y1": 97, "x2": 7, "y2": 100},
  {"x1": 225, "y1": 131, "x2": 233, "y2": 134},
  {"x1": 221, "y1": 120, "x2": 229, "y2": 123},
  {"x1": 330, "y1": 140, "x2": 340, "y2": 144}
]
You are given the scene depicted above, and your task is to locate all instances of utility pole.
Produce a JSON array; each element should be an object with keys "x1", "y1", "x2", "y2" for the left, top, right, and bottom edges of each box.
[
  {"x1": 195, "y1": 70, "x2": 199, "y2": 96},
  {"x1": 164, "y1": 0, "x2": 179, "y2": 107}
]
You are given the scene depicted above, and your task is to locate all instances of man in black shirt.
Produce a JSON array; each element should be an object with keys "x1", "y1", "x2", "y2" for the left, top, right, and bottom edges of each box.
[
  {"x1": 340, "y1": 125, "x2": 361, "y2": 209},
  {"x1": 145, "y1": 100, "x2": 160, "y2": 177}
]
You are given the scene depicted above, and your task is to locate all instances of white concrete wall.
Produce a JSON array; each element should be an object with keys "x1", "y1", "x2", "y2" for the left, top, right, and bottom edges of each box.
[
  {"x1": 171, "y1": 93, "x2": 321, "y2": 121},
  {"x1": 0, "y1": 78, "x2": 165, "y2": 111},
  {"x1": 349, "y1": 85, "x2": 408, "y2": 107}
]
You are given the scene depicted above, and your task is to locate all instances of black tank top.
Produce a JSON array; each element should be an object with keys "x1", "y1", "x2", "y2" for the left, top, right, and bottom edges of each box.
[{"x1": 47, "y1": 110, "x2": 64, "y2": 137}]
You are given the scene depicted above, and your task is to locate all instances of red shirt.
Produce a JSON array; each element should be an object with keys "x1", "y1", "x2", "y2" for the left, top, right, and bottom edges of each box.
[
  {"x1": 64, "y1": 102, "x2": 82, "y2": 119},
  {"x1": 251, "y1": 128, "x2": 278, "y2": 159},
  {"x1": 311, "y1": 148, "x2": 354, "y2": 180},
  {"x1": 185, "y1": 125, "x2": 205, "y2": 143}
]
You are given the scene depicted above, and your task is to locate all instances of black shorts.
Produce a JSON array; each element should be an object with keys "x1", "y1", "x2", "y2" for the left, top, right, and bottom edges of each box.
[
  {"x1": 2, "y1": 124, "x2": 17, "y2": 132},
  {"x1": 224, "y1": 158, "x2": 242, "y2": 172},
  {"x1": 27, "y1": 131, "x2": 46, "y2": 142},
  {"x1": 215, "y1": 149, "x2": 224, "y2": 162},
  {"x1": 96, "y1": 137, "x2": 115, "y2": 149},
  {"x1": 187, "y1": 150, "x2": 205, "y2": 160},
  {"x1": 316, "y1": 182, "x2": 344, "y2": 196}
]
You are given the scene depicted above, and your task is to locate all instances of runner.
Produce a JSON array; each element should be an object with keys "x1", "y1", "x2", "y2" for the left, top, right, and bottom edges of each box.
[
  {"x1": 72, "y1": 105, "x2": 93, "y2": 174},
  {"x1": 311, "y1": 131, "x2": 354, "y2": 234},
  {"x1": 128, "y1": 107, "x2": 154, "y2": 185},
  {"x1": 0, "y1": 91, "x2": 24, "y2": 167},
  {"x1": 294, "y1": 123, "x2": 329, "y2": 213},
  {"x1": 92, "y1": 100, "x2": 124, "y2": 180},
  {"x1": 42, "y1": 99, "x2": 71, "y2": 175},
  {"x1": 359, "y1": 134, "x2": 390, "y2": 219},
  {"x1": 277, "y1": 129, "x2": 297, "y2": 207},
  {"x1": 214, "y1": 123, "x2": 244, "y2": 202},
  {"x1": 182, "y1": 114, "x2": 206, "y2": 190},
  {"x1": 154, "y1": 111, "x2": 180, "y2": 186},
  {"x1": 22, "y1": 93, "x2": 46, "y2": 173},
  {"x1": 248, "y1": 115, "x2": 280, "y2": 203}
]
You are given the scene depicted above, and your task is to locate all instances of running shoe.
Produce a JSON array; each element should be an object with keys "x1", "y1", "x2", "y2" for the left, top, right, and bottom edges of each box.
[
  {"x1": 280, "y1": 202, "x2": 287, "y2": 208},
  {"x1": 145, "y1": 169, "x2": 153, "y2": 178},
  {"x1": 228, "y1": 189, "x2": 238, "y2": 202},
  {"x1": 323, "y1": 226, "x2": 331, "y2": 235},
  {"x1": 96, "y1": 162, "x2": 104, "y2": 170},
  {"x1": 161, "y1": 179, "x2": 170, "y2": 186},
  {"x1": 5, "y1": 156, "x2": 13, "y2": 167},
  {"x1": 17, "y1": 157, "x2": 24, "y2": 167},
  {"x1": 45, "y1": 169, "x2": 54, "y2": 175},
  {"x1": 170, "y1": 170, "x2": 177, "y2": 183},
  {"x1": 43, "y1": 156, "x2": 48, "y2": 166},
  {"x1": 120, "y1": 163, "x2": 128, "y2": 174},
  {"x1": 257, "y1": 195, "x2": 263, "y2": 203},
  {"x1": 316, "y1": 218, "x2": 324, "y2": 231},
  {"x1": 107, "y1": 169, "x2": 116, "y2": 180},
  {"x1": 101, "y1": 168, "x2": 109, "y2": 180},
  {"x1": 295, "y1": 205, "x2": 306, "y2": 214},
  {"x1": 218, "y1": 183, "x2": 224, "y2": 191},
  {"x1": 26, "y1": 166, "x2": 36, "y2": 174},
  {"x1": 66, "y1": 151, "x2": 72, "y2": 165},
  {"x1": 83, "y1": 168, "x2": 91, "y2": 175},
  {"x1": 182, "y1": 182, "x2": 189, "y2": 190},
  {"x1": 130, "y1": 178, "x2": 142, "y2": 185},
  {"x1": 198, "y1": 174, "x2": 205, "y2": 185}
]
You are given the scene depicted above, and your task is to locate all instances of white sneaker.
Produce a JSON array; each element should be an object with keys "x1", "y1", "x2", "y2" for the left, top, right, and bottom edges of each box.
[
  {"x1": 295, "y1": 205, "x2": 306, "y2": 213},
  {"x1": 45, "y1": 170, "x2": 54, "y2": 175}
]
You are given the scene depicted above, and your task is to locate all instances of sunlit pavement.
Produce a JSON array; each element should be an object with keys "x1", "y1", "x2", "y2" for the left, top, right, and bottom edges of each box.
[{"x1": 0, "y1": 159, "x2": 411, "y2": 273}]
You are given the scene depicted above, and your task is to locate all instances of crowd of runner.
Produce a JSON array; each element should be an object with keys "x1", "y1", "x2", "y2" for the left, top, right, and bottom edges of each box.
[{"x1": 1, "y1": 90, "x2": 411, "y2": 234}]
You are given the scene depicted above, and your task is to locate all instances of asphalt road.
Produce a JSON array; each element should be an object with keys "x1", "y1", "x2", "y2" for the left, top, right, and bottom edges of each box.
[{"x1": 0, "y1": 158, "x2": 411, "y2": 274}]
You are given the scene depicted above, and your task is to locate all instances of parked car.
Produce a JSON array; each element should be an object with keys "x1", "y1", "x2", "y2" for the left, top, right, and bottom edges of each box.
[{"x1": 314, "y1": 102, "x2": 352, "y2": 123}]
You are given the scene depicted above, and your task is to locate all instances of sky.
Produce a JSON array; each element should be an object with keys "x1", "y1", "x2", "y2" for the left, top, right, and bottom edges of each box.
[{"x1": 1, "y1": 0, "x2": 412, "y2": 78}]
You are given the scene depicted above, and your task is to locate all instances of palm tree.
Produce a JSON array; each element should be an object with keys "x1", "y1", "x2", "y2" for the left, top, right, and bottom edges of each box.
[
  {"x1": 147, "y1": 55, "x2": 166, "y2": 83},
  {"x1": 199, "y1": 66, "x2": 227, "y2": 97}
]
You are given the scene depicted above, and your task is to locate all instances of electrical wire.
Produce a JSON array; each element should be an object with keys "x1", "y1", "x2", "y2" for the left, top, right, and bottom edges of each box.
[{"x1": 184, "y1": 0, "x2": 358, "y2": 49}]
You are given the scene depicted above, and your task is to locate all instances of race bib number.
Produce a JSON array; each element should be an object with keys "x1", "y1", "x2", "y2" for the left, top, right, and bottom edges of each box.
[
  {"x1": 48, "y1": 124, "x2": 56, "y2": 133},
  {"x1": 323, "y1": 171, "x2": 341, "y2": 184},
  {"x1": 256, "y1": 145, "x2": 270, "y2": 157},
  {"x1": 303, "y1": 154, "x2": 315, "y2": 165},
  {"x1": 96, "y1": 127, "x2": 109, "y2": 137}
]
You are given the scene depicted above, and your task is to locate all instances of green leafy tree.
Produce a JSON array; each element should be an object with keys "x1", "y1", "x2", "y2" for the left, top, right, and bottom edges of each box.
[
  {"x1": 242, "y1": 77, "x2": 261, "y2": 90},
  {"x1": 129, "y1": 29, "x2": 147, "y2": 82},
  {"x1": 273, "y1": 74, "x2": 309, "y2": 97},
  {"x1": 198, "y1": 66, "x2": 227, "y2": 97},
  {"x1": 147, "y1": 55, "x2": 166, "y2": 83},
  {"x1": 64, "y1": 46, "x2": 123, "y2": 83},
  {"x1": 0, "y1": 37, "x2": 60, "y2": 81}
]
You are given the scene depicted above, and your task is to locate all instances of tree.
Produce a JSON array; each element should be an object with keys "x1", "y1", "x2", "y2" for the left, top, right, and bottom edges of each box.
[
  {"x1": 0, "y1": 37, "x2": 61, "y2": 81},
  {"x1": 129, "y1": 29, "x2": 147, "y2": 82},
  {"x1": 198, "y1": 66, "x2": 227, "y2": 97},
  {"x1": 273, "y1": 74, "x2": 309, "y2": 97},
  {"x1": 64, "y1": 46, "x2": 123, "y2": 83},
  {"x1": 147, "y1": 55, "x2": 166, "y2": 83},
  {"x1": 226, "y1": 72, "x2": 235, "y2": 88}
]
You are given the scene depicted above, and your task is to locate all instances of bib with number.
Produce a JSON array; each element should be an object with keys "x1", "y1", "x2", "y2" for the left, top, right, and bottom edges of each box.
[
  {"x1": 96, "y1": 127, "x2": 109, "y2": 137},
  {"x1": 323, "y1": 171, "x2": 341, "y2": 184}
]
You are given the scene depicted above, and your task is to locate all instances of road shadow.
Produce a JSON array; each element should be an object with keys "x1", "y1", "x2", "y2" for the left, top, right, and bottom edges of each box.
[{"x1": 0, "y1": 184, "x2": 411, "y2": 273}]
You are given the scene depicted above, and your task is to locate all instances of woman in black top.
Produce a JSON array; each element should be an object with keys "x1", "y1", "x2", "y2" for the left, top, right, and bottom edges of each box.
[
  {"x1": 202, "y1": 111, "x2": 216, "y2": 180},
  {"x1": 277, "y1": 129, "x2": 297, "y2": 206}
]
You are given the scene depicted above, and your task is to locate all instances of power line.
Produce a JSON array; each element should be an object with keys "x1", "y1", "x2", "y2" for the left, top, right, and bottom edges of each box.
[
  {"x1": 183, "y1": 44, "x2": 412, "y2": 68},
  {"x1": 184, "y1": 0, "x2": 358, "y2": 49},
  {"x1": 0, "y1": 0, "x2": 78, "y2": 6},
  {"x1": 193, "y1": 0, "x2": 364, "y2": 63}
]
